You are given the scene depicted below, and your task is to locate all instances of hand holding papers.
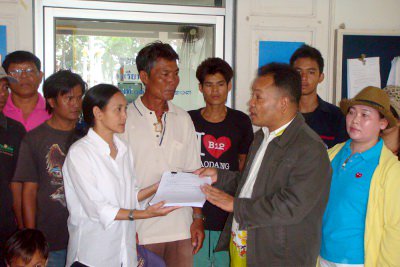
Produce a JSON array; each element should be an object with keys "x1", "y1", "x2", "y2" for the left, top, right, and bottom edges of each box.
[{"x1": 150, "y1": 172, "x2": 212, "y2": 207}]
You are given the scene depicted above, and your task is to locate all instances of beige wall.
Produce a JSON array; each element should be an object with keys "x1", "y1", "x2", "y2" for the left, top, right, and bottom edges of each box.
[{"x1": 0, "y1": 0, "x2": 33, "y2": 55}]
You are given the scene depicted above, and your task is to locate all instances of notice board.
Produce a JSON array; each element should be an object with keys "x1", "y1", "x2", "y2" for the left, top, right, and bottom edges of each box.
[{"x1": 335, "y1": 29, "x2": 400, "y2": 103}]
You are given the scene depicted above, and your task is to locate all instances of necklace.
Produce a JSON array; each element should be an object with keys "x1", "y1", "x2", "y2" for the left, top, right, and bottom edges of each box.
[{"x1": 153, "y1": 122, "x2": 163, "y2": 133}]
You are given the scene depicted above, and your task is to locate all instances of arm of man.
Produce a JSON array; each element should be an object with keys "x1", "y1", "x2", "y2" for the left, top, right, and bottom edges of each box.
[
  {"x1": 10, "y1": 182, "x2": 24, "y2": 228},
  {"x1": 22, "y1": 182, "x2": 38, "y2": 228},
  {"x1": 12, "y1": 136, "x2": 39, "y2": 229},
  {"x1": 233, "y1": 143, "x2": 332, "y2": 228}
]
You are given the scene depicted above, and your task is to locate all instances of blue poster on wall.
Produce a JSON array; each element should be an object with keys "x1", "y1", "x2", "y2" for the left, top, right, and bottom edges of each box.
[
  {"x1": 259, "y1": 41, "x2": 304, "y2": 68},
  {"x1": 0, "y1": 25, "x2": 6, "y2": 63}
]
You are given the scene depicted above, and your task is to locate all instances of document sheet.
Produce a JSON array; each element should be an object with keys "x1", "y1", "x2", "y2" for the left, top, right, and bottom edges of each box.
[
  {"x1": 347, "y1": 57, "x2": 381, "y2": 98},
  {"x1": 150, "y1": 172, "x2": 212, "y2": 207}
]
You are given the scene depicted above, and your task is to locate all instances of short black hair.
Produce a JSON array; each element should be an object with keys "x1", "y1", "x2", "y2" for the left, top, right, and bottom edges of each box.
[
  {"x1": 258, "y1": 63, "x2": 301, "y2": 104},
  {"x1": 289, "y1": 44, "x2": 324, "y2": 74},
  {"x1": 4, "y1": 229, "x2": 49, "y2": 266},
  {"x1": 43, "y1": 70, "x2": 87, "y2": 114},
  {"x1": 2, "y1": 51, "x2": 41, "y2": 73},
  {"x1": 196, "y1": 57, "x2": 233, "y2": 85},
  {"x1": 136, "y1": 41, "x2": 179, "y2": 76},
  {"x1": 82, "y1": 84, "x2": 121, "y2": 127}
]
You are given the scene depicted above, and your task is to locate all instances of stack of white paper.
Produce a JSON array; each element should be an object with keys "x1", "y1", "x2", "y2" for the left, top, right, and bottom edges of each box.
[{"x1": 150, "y1": 172, "x2": 212, "y2": 207}]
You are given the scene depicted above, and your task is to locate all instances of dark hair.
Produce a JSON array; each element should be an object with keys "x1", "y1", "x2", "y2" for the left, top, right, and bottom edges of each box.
[
  {"x1": 2, "y1": 51, "x2": 41, "y2": 73},
  {"x1": 289, "y1": 44, "x2": 324, "y2": 74},
  {"x1": 82, "y1": 84, "x2": 121, "y2": 127},
  {"x1": 196, "y1": 57, "x2": 233, "y2": 85},
  {"x1": 136, "y1": 41, "x2": 179, "y2": 76},
  {"x1": 43, "y1": 70, "x2": 87, "y2": 114},
  {"x1": 4, "y1": 229, "x2": 49, "y2": 266},
  {"x1": 258, "y1": 63, "x2": 301, "y2": 104}
]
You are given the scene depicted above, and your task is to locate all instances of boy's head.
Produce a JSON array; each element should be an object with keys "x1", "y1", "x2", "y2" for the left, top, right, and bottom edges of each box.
[
  {"x1": 1, "y1": 51, "x2": 43, "y2": 100},
  {"x1": 43, "y1": 70, "x2": 86, "y2": 121},
  {"x1": 196, "y1": 57, "x2": 233, "y2": 85},
  {"x1": 4, "y1": 229, "x2": 49, "y2": 267},
  {"x1": 290, "y1": 45, "x2": 324, "y2": 96},
  {"x1": 196, "y1": 58, "x2": 233, "y2": 105}
]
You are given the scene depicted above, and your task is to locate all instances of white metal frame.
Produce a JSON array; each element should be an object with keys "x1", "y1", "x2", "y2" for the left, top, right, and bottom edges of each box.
[
  {"x1": 335, "y1": 29, "x2": 400, "y2": 104},
  {"x1": 34, "y1": 0, "x2": 233, "y2": 105}
]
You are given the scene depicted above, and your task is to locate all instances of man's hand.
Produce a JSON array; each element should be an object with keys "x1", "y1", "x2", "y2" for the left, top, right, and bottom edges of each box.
[
  {"x1": 201, "y1": 184, "x2": 234, "y2": 212},
  {"x1": 190, "y1": 216, "x2": 205, "y2": 255},
  {"x1": 193, "y1": 167, "x2": 218, "y2": 184}
]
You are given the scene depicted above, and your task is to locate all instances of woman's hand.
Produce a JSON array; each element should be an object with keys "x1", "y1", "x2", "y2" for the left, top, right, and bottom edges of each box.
[{"x1": 144, "y1": 201, "x2": 180, "y2": 218}]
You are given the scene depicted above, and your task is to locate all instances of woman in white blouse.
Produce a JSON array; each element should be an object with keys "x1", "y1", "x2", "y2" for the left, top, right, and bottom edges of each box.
[{"x1": 63, "y1": 84, "x2": 177, "y2": 267}]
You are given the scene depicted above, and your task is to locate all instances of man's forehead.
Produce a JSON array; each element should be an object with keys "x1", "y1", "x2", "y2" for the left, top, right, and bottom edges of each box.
[{"x1": 8, "y1": 61, "x2": 38, "y2": 69}]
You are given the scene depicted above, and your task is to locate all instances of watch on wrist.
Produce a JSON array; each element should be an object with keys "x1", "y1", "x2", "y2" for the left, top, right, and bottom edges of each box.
[
  {"x1": 193, "y1": 213, "x2": 205, "y2": 222},
  {"x1": 128, "y1": 210, "x2": 135, "y2": 221}
]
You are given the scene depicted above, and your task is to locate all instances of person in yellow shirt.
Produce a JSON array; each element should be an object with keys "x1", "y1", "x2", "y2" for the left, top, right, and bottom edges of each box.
[{"x1": 320, "y1": 86, "x2": 400, "y2": 267}]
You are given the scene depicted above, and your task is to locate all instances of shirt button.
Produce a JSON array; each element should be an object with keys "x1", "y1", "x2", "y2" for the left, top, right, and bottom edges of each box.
[
  {"x1": 150, "y1": 112, "x2": 152, "y2": 114},
  {"x1": 156, "y1": 135, "x2": 159, "y2": 137}
]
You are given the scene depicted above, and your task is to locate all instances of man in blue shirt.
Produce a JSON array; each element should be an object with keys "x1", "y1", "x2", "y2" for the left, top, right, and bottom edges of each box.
[{"x1": 290, "y1": 45, "x2": 348, "y2": 148}]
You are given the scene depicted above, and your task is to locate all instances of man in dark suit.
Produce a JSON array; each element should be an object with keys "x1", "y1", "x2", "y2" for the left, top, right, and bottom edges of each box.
[{"x1": 197, "y1": 63, "x2": 332, "y2": 266}]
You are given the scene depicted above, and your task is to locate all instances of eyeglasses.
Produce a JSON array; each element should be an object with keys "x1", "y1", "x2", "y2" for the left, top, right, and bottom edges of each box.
[{"x1": 8, "y1": 68, "x2": 38, "y2": 77}]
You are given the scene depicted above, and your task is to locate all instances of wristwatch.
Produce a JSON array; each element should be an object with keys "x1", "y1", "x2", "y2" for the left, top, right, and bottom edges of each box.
[
  {"x1": 128, "y1": 210, "x2": 135, "y2": 221},
  {"x1": 193, "y1": 213, "x2": 205, "y2": 222}
]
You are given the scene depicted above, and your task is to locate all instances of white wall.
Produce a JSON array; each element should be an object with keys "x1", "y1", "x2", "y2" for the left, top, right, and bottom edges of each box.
[
  {"x1": 0, "y1": 0, "x2": 33, "y2": 55},
  {"x1": 333, "y1": 0, "x2": 400, "y2": 30}
]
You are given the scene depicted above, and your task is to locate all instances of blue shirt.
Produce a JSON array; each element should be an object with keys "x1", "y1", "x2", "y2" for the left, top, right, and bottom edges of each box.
[{"x1": 321, "y1": 139, "x2": 383, "y2": 264}]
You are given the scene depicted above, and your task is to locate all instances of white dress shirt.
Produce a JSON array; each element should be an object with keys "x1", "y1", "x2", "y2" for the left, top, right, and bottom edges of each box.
[
  {"x1": 120, "y1": 97, "x2": 201, "y2": 245},
  {"x1": 63, "y1": 129, "x2": 140, "y2": 267}
]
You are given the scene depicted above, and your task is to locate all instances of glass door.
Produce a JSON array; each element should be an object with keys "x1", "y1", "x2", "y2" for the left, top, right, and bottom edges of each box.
[{"x1": 38, "y1": 2, "x2": 227, "y2": 110}]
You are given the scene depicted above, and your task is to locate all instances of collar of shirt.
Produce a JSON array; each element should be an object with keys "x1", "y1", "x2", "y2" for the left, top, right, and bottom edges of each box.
[
  {"x1": 133, "y1": 97, "x2": 178, "y2": 117},
  {"x1": 316, "y1": 95, "x2": 331, "y2": 113},
  {"x1": 87, "y1": 128, "x2": 127, "y2": 157},
  {"x1": 0, "y1": 113, "x2": 7, "y2": 129},
  {"x1": 343, "y1": 138, "x2": 383, "y2": 162},
  {"x1": 5, "y1": 93, "x2": 47, "y2": 112},
  {"x1": 261, "y1": 116, "x2": 295, "y2": 142}
]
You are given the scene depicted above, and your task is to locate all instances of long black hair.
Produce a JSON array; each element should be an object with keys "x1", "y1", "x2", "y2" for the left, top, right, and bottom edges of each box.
[
  {"x1": 82, "y1": 83, "x2": 121, "y2": 127},
  {"x1": 66, "y1": 84, "x2": 121, "y2": 151}
]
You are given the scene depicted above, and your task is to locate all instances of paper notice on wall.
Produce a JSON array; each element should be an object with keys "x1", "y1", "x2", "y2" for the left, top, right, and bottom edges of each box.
[{"x1": 347, "y1": 57, "x2": 381, "y2": 98}]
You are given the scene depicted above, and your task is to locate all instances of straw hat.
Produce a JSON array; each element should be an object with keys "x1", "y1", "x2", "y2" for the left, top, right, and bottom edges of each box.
[
  {"x1": 383, "y1": 85, "x2": 400, "y2": 119},
  {"x1": 340, "y1": 86, "x2": 397, "y2": 128}
]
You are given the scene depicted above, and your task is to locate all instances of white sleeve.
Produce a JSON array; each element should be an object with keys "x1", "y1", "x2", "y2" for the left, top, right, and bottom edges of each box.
[
  {"x1": 184, "y1": 115, "x2": 202, "y2": 171},
  {"x1": 63, "y1": 147, "x2": 120, "y2": 229}
]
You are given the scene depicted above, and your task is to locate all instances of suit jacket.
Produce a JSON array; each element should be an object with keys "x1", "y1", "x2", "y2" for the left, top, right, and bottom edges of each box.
[{"x1": 215, "y1": 113, "x2": 332, "y2": 267}]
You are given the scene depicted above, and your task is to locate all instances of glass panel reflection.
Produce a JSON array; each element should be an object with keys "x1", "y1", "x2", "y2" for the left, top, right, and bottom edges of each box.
[{"x1": 55, "y1": 19, "x2": 214, "y2": 110}]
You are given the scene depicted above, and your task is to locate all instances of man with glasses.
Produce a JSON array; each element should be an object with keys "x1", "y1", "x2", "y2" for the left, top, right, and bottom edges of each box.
[
  {"x1": 2, "y1": 51, "x2": 51, "y2": 233},
  {"x1": 2, "y1": 50, "x2": 50, "y2": 132}
]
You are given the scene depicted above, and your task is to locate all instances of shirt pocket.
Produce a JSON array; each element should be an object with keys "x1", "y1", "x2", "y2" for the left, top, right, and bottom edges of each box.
[{"x1": 167, "y1": 140, "x2": 186, "y2": 171}]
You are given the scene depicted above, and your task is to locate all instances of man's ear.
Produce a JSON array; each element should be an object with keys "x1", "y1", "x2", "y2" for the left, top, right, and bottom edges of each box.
[
  {"x1": 318, "y1": 73, "x2": 325, "y2": 84},
  {"x1": 39, "y1": 71, "x2": 44, "y2": 82},
  {"x1": 139, "y1": 71, "x2": 148, "y2": 85},
  {"x1": 280, "y1": 95, "x2": 290, "y2": 114},
  {"x1": 48, "y1": 98, "x2": 56, "y2": 109},
  {"x1": 227, "y1": 80, "x2": 232, "y2": 92},
  {"x1": 198, "y1": 83, "x2": 204, "y2": 93}
]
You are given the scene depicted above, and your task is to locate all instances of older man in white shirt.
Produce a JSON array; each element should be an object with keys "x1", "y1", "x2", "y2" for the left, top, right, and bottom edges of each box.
[{"x1": 121, "y1": 41, "x2": 204, "y2": 267}]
